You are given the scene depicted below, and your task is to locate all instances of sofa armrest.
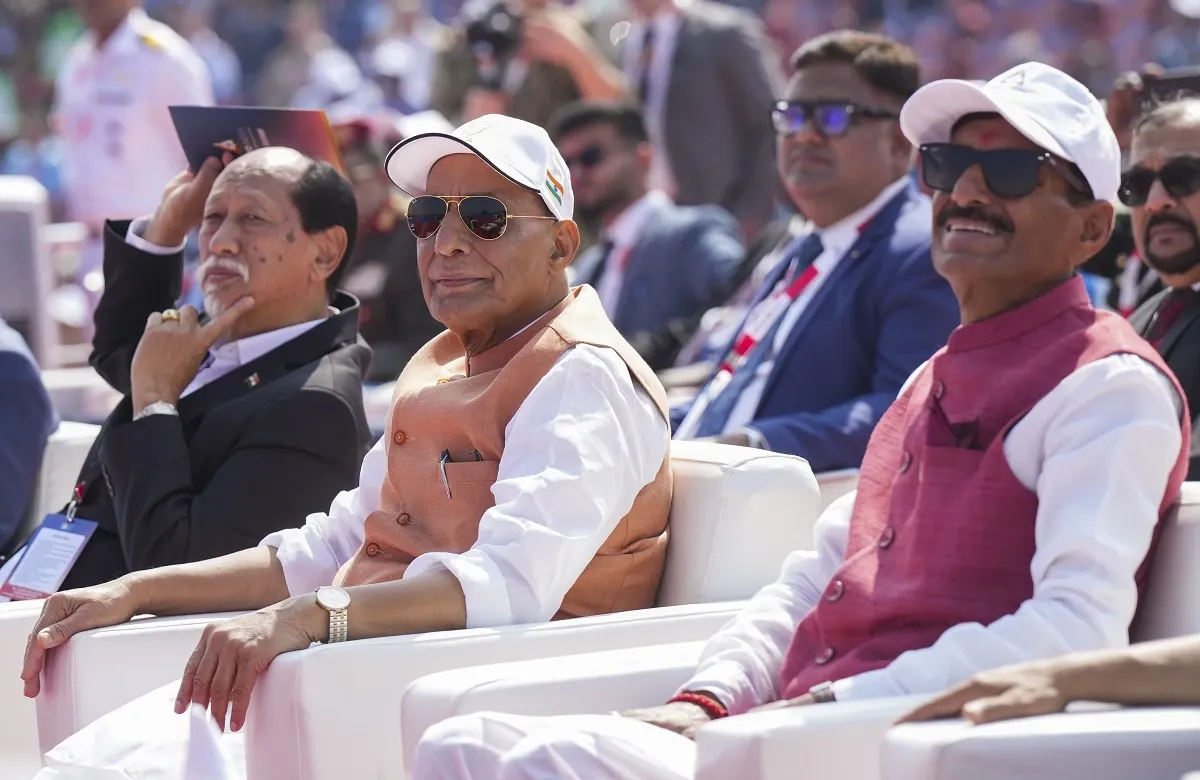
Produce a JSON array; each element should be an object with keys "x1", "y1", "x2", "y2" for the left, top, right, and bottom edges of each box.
[
  {"x1": 881, "y1": 705, "x2": 1200, "y2": 780},
  {"x1": 401, "y1": 641, "x2": 706, "y2": 767},
  {"x1": 36, "y1": 611, "x2": 245, "y2": 755},
  {"x1": 0, "y1": 600, "x2": 47, "y2": 778},
  {"x1": 244, "y1": 602, "x2": 743, "y2": 780},
  {"x1": 815, "y1": 468, "x2": 859, "y2": 512},
  {"x1": 693, "y1": 695, "x2": 927, "y2": 780}
]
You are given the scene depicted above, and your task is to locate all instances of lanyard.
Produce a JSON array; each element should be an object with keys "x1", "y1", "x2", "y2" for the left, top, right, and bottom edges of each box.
[{"x1": 716, "y1": 261, "x2": 820, "y2": 376}]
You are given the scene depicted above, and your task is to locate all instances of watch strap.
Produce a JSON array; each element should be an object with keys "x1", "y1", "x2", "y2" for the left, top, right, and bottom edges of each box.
[
  {"x1": 328, "y1": 608, "x2": 349, "y2": 643},
  {"x1": 134, "y1": 401, "x2": 179, "y2": 421},
  {"x1": 809, "y1": 681, "x2": 837, "y2": 703}
]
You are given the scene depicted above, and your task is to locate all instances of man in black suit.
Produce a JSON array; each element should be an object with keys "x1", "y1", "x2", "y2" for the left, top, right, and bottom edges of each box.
[
  {"x1": 1123, "y1": 97, "x2": 1200, "y2": 478},
  {"x1": 43, "y1": 148, "x2": 371, "y2": 589}
]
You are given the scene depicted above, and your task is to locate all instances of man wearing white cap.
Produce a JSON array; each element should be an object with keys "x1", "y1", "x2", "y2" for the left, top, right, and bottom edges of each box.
[
  {"x1": 20, "y1": 115, "x2": 672, "y2": 778},
  {"x1": 410, "y1": 62, "x2": 1190, "y2": 780}
]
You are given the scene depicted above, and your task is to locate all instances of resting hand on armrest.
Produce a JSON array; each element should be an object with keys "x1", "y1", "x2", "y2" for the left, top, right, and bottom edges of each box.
[{"x1": 898, "y1": 635, "x2": 1200, "y2": 725}]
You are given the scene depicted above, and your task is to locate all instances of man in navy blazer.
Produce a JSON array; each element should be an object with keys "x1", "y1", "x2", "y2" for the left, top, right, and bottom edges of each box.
[
  {"x1": 549, "y1": 101, "x2": 744, "y2": 342},
  {"x1": 672, "y1": 31, "x2": 960, "y2": 474},
  {"x1": 0, "y1": 318, "x2": 56, "y2": 553}
]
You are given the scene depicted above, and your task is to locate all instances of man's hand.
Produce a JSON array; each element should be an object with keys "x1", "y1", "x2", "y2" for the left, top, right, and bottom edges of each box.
[
  {"x1": 1106, "y1": 65, "x2": 1164, "y2": 151},
  {"x1": 144, "y1": 154, "x2": 227, "y2": 247},
  {"x1": 896, "y1": 661, "x2": 1068, "y2": 726},
  {"x1": 21, "y1": 581, "x2": 140, "y2": 698},
  {"x1": 620, "y1": 701, "x2": 715, "y2": 740},
  {"x1": 747, "y1": 692, "x2": 816, "y2": 713},
  {"x1": 175, "y1": 594, "x2": 326, "y2": 733},
  {"x1": 130, "y1": 298, "x2": 256, "y2": 414},
  {"x1": 463, "y1": 88, "x2": 510, "y2": 121}
]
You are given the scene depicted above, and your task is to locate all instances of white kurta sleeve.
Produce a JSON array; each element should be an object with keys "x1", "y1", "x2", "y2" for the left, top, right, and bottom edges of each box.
[
  {"x1": 676, "y1": 492, "x2": 854, "y2": 714},
  {"x1": 403, "y1": 344, "x2": 669, "y2": 628},
  {"x1": 259, "y1": 436, "x2": 385, "y2": 595},
  {"x1": 832, "y1": 354, "x2": 1183, "y2": 701}
]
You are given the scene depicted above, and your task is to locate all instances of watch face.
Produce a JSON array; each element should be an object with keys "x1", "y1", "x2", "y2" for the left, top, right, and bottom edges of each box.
[{"x1": 317, "y1": 586, "x2": 351, "y2": 611}]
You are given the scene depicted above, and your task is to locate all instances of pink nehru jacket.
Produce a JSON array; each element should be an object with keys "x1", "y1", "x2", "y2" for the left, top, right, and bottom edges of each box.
[{"x1": 779, "y1": 276, "x2": 1190, "y2": 699}]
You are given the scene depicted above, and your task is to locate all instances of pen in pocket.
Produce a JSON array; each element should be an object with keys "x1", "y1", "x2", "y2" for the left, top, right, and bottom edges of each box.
[{"x1": 439, "y1": 450, "x2": 452, "y2": 499}]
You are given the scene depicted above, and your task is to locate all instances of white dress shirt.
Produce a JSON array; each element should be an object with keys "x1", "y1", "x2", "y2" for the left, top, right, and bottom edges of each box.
[
  {"x1": 595, "y1": 190, "x2": 673, "y2": 314},
  {"x1": 124, "y1": 219, "x2": 327, "y2": 397},
  {"x1": 261, "y1": 344, "x2": 669, "y2": 628},
  {"x1": 681, "y1": 353, "x2": 1183, "y2": 712},
  {"x1": 621, "y1": 4, "x2": 682, "y2": 197},
  {"x1": 680, "y1": 176, "x2": 910, "y2": 438},
  {"x1": 54, "y1": 8, "x2": 212, "y2": 230}
]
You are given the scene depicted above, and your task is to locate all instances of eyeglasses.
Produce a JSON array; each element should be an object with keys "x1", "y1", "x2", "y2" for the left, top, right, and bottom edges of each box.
[
  {"x1": 1119, "y1": 156, "x2": 1200, "y2": 207},
  {"x1": 406, "y1": 195, "x2": 556, "y2": 241},
  {"x1": 563, "y1": 145, "x2": 607, "y2": 171},
  {"x1": 770, "y1": 100, "x2": 897, "y2": 138},
  {"x1": 918, "y1": 143, "x2": 1092, "y2": 200}
]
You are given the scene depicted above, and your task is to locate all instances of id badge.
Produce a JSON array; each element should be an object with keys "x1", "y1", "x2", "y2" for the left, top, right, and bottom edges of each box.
[{"x1": 0, "y1": 514, "x2": 97, "y2": 601}]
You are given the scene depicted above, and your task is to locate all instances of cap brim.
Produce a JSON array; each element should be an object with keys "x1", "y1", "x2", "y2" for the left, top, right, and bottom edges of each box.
[
  {"x1": 383, "y1": 133, "x2": 537, "y2": 196},
  {"x1": 899, "y1": 80, "x2": 1073, "y2": 163}
]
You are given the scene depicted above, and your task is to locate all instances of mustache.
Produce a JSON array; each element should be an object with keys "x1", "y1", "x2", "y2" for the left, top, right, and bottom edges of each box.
[
  {"x1": 197, "y1": 256, "x2": 250, "y2": 286},
  {"x1": 1146, "y1": 211, "x2": 1198, "y2": 235},
  {"x1": 936, "y1": 203, "x2": 1014, "y2": 233}
]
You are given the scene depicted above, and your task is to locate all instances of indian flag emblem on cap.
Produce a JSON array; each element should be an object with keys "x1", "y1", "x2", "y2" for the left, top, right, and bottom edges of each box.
[{"x1": 544, "y1": 170, "x2": 565, "y2": 205}]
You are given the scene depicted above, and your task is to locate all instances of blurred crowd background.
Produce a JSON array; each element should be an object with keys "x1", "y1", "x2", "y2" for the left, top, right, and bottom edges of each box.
[{"x1": 6, "y1": 0, "x2": 1200, "y2": 222}]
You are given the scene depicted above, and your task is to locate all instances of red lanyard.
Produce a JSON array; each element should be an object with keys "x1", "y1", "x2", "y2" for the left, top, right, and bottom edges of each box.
[{"x1": 717, "y1": 262, "x2": 819, "y2": 376}]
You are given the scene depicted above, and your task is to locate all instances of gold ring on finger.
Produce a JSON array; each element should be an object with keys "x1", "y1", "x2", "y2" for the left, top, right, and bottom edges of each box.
[{"x1": 161, "y1": 309, "x2": 181, "y2": 323}]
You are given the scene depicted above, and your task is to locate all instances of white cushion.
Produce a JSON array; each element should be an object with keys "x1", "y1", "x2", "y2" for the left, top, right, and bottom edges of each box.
[
  {"x1": 815, "y1": 468, "x2": 859, "y2": 512},
  {"x1": 881, "y1": 707, "x2": 1200, "y2": 780},
  {"x1": 656, "y1": 441, "x2": 820, "y2": 605},
  {"x1": 1134, "y1": 481, "x2": 1200, "y2": 642},
  {"x1": 35, "y1": 612, "x2": 243, "y2": 757},
  {"x1": 31, "y1": 421, "x2": 100, "y2": 522},
  {"x1": 0, "y1": 599, "x2": 47, "y2": 779}
]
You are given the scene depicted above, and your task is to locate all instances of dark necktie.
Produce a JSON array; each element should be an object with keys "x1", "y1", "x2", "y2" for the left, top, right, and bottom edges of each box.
[
  {"x1": 588, "y1": 239, "x2": 616, "y2": 287},
  {"x1": 689, "y1": 233, "x2": 825, "y2": 439},
  {"x1": 637, "y1": 26, "x2": 656, "y2": 105},
  {"x1": 1146, "y1": 287, "x2": 1197, "y2": 348}
]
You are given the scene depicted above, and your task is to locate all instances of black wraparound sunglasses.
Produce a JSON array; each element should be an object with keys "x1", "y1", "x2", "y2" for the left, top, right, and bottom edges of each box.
[
  {"x1": 1119, "y1": 155, "x2": 1200, "y2": 207},
  {"x1": 770, "y1": 99, "x2": 898, "y2": 138},
  {"x1": 406, "y1": 195, "x2": 556, "y2": 241},
  {"x1": 918, "y1": 143, "x2": 1093, "y2": 200}
]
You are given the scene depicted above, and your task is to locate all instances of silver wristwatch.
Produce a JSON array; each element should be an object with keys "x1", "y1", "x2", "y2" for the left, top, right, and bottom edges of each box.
[
  {"x1": 133, "y1": 401, "x2": 179, "y2": 421},
  {"x1": 809, "y1": 682, "x2": 837, "y2": 703},
  {"x1": 315, "y1": 586, "x2": 351, "y2": 643}
]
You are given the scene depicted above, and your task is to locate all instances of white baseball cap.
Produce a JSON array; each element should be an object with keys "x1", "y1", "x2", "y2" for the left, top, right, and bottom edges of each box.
[
  {"x1": 384, "y1": 113, "x2": 574, "y2": 221},
  {"x1": 900, "y1": 62, "x2": 1121, "y2": 203}
]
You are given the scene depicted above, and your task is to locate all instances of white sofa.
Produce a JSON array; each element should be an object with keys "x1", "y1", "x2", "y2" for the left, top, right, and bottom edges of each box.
[
  {"x1": 401, "y1": 482, "x2": 1200, "y2": 780},
  {"x1": 32, "y1": 441, "x2": 822, "y2": 777}
]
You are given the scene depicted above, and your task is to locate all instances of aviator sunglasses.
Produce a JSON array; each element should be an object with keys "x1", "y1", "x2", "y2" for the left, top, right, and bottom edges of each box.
[
  {"x1": 918, "y1": 143, "x2": 1092, "y2": 200},
  {"x1": 770, "y1": 100, "x2": 898, "y2": 138},
  {"x1": 1119, "y1": 155, "x2": 1200, "y2": 207},
  {"x1": 406, "y1": 195, "x2": 556, "y2": 241}
]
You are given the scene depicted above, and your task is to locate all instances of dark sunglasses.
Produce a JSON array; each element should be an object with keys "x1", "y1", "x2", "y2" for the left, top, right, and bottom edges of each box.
[
  {"x1": 406, "y1": 195, "x2": 556, "y2": 241},
  {"x1": 918, "y1": 143, "x2": 1092, "y2": 200},
  {"x1": 1119, "y1": 156, "x2": 1200, "y2": 207},
  {"x1": 770, "y1": 100, "x2": 897, "y2": 138},
  {"x1": 563, "y1": 145, "x2": 607, "y2": 171}
]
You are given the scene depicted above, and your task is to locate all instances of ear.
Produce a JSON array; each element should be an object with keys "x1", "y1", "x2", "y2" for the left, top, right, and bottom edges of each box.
[
  {"x1": 635, "y1": 141, "x2": 654, "y2": 173},
  {"x1": 1078, "y1": 200, "x2": 1115, "y2": 258},
  {"x1": 310, "y1": 225, "x2": 349, "y2": 285},
  {"x1": 550, "y1": 219, "x2": 581, "y2": 272},
  {"x1": 889, "y1": 122, "x2": 913, "y2": 165}
]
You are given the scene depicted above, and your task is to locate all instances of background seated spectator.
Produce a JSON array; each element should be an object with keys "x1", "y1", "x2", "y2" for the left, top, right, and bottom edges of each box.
[
  {"x1": 0, "y1": 317, "x2": 57, "y2": 555},
  {"x1": 552, "y1": 101, "x2": 744, "y2": 346},
  {"x1": 23, "y1": 149, "x2": 373, "y2": 590}
]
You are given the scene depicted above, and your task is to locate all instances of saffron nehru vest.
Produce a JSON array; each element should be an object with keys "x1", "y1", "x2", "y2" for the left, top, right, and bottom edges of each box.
[
  {"x1": 333, "y1": 286, "x2": 674, "y2": 620},
  {"x1": 779, "y1": 276, "x2": 1190, "y2": 699}
]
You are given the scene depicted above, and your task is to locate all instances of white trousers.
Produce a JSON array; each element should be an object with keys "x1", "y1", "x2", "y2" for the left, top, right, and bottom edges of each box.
[
  {"x1": 413, "y1": 711, "x2": 696, "y2": 780},
  {"x1": 34, "y1": 681, "x2": 245, "y2": 780}
]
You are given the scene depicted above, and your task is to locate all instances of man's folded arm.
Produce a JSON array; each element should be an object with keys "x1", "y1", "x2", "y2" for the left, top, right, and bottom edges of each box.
[
  {"x1": 101, "y1": 387, "x2": 362, "y2": 572},
  {"x1": 831, "y1": 357, "x2": 1183, "y2": 702},
  {"x1": 676, "y1": 493, "x2": 853, "y2": 714},
  {"x1": 89, "y1": 219, "x2": 186, "y2": 396}
]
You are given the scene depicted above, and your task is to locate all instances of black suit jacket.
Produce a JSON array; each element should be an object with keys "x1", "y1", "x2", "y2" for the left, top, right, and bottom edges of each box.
[
  {"x1": 1131, "y1": 287, "x2": 1200, "y2": 479},
  {"x1": 56, "y1": 221, "x2": 373, "y2": 589}
]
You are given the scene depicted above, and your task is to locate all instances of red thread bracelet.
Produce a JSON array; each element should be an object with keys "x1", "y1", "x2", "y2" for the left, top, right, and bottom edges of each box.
[{"x1": 668, "y1": 692, "x2": 729, "y2": 720}]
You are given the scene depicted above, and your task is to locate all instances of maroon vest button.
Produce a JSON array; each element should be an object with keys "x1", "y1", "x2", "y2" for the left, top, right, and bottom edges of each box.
[
  {"x1": 815, "y1": 646, "x2": 836, "y2": 665},
  {"x1": 393, "y1": 430, "x2": 408, "y2": 445},
  {"x1": 878, "y1": 527, "x2": 896, "y2": 549},
  {"x1": 366, "y1": 543, "x2": 381, "y2": 556},
  {"x1": 826, "y1": 580, "x2": 845, "y2": 601},
  {"x1": 396, "y1": 512, "x2": 412, "y2": 526}
]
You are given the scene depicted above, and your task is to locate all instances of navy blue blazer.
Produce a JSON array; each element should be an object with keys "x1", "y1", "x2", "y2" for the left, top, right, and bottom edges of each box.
[
  {"x1": 573, "y1": 200, "x2": 744, "y2": 340},
  {"x1": 672, "y1": 183, "x2": 960, "y2": 472},
  {"x1": 0, "y1": 318, "x2": 56, "y2": 552}
]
